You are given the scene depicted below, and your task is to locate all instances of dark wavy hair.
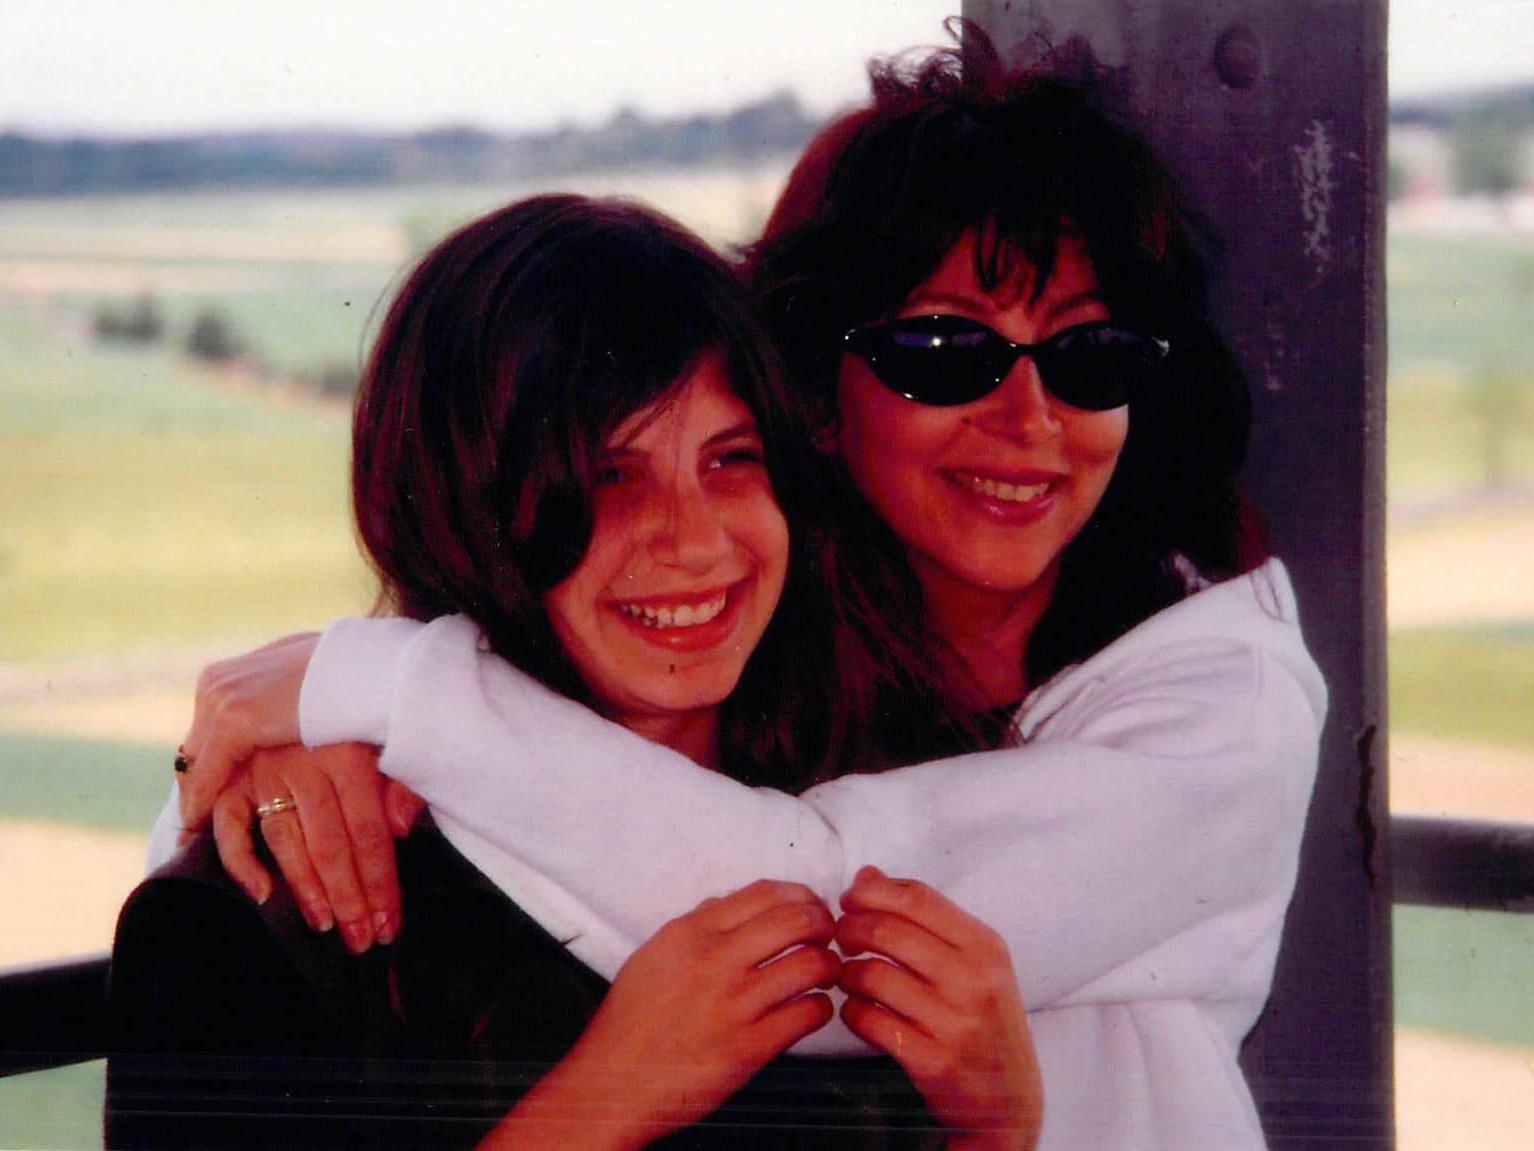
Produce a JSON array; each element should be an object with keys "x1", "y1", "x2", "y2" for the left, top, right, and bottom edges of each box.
[
  {"x1": 747, "y1": 22, "x2": 1260, "y2": 714},
  {"x1": 352, "y1": 194, "x2": 898, "y2": 787}
]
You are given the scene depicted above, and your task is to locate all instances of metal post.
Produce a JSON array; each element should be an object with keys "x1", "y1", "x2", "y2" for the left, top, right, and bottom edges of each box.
[{"x1": 966, "y1": 1, "x2": 1391, "y2": 1146}]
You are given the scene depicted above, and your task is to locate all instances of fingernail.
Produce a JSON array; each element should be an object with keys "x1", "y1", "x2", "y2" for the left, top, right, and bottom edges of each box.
[
  {"x1": 373, "y1": 911, "x2": 396, "y2": 945},
  {"x1": 253, "y1": 878, "x2": 273, "y2": 905},
  {"x1": 306, "y1": 901, "x2": 335, "y2": 932},
  {"x1": 854, "y1": 865, "x2": 885, "y2": 883},
  {"x1": 341, "y1": 920, "x2": 373, "y2": 954}
]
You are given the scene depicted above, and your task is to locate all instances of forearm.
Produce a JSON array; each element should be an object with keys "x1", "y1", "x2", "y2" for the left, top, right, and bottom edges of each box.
[{"x1": 478, "y1": 1063, "x2": 652, "y2": 1151}]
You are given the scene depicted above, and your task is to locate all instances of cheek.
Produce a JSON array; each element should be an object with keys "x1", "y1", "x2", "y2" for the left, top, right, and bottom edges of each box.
[
  {"x1": 746, "y1": 493, "x2": 791, "y2": 596},
  {"x1": 1074, "y1": 408, "x2": 1130, "y2": 477},
  {"x1": 543, "y1": 517, "x2": 625, "y2": 640},
  {"x1": 542, "y1": 570, "x2": 591, "y2": 651},
  {"x1": 835, "y1": 365, "x2": 938, "y2": 490}
]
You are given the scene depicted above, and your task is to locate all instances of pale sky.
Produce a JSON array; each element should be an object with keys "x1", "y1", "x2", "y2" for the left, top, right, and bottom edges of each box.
[{"x1": 1, "y1": 0, "x2": 1531, "y2": 136}]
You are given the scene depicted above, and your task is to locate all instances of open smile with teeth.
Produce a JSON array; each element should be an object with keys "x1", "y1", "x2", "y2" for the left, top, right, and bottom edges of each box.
[
  {"x1": 616, "y1": 589, "x2": 729, "y2": 630},
  {"x1": 951, "y1": 472, "x2": 1055, "y2": 503}
]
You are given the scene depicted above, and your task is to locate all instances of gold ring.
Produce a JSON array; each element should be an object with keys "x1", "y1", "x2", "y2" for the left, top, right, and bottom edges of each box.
[{"x1": 255, "y1": 795, "x2": 298, "y2": 820}]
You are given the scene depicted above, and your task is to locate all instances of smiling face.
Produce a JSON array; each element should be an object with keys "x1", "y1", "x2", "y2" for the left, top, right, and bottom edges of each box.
[
  {"x1": 543, "y1": 351, "x2": 789, "y2": 752},
  {"x1": 836, "y1": 232, "x2": 1129, "y2": 633}
]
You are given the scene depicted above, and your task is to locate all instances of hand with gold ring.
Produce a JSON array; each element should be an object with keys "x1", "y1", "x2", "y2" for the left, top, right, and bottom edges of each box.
[{"x1": 210, "y1": 743, "x2": 417, "y2": 954}]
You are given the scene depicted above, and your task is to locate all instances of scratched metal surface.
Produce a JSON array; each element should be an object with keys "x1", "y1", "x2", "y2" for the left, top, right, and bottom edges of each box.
[{"x1": 967, "y1": 1, "x2": 1391, "y2": 1146}]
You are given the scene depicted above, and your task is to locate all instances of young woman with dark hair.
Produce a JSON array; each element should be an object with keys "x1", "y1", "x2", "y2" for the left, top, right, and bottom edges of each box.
[
  {"x1": 160, "y1": 25, "x2": 1325, "y2": 1151},
  {"x1": 111, "y1": 193, "x2": 1040, "y2": 1149}
]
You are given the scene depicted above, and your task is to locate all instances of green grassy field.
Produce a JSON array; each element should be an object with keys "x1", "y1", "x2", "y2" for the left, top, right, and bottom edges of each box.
[
  {"x1": 1390, "y1": 625, "x2": 1534, "y2": 751},
  {"x1": 0, "y1": 310, "x2": 371, "y2": 660},
  {"x1": 1386, "y1": 235, "x2": 1534, "y2": 501}
]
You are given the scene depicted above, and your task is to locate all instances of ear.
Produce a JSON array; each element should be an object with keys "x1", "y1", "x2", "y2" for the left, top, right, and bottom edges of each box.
[
  {"x1": 811, "y1": 422, "x2": 839, "y2": 455},
  {"x1": 808, "y1": 398, "x2": 839, "y2": 455}
]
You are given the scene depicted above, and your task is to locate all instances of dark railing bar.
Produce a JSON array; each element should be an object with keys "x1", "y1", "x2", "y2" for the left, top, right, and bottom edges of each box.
[
  {"x1": 0, "y1": 950, "x2": 110, "y2": 1078},
  {"x1": 1390, "y1": 815, "x2": 1534, "y2": 912}
]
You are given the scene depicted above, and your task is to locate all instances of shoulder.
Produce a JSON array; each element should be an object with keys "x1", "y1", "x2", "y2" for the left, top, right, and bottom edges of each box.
[
  {"x1": 111, "y1": 835, "x2": 383, "y2": 1045},
  {"x1": 1018, "y1": 559, "x2": 1327, "y2": 752}
]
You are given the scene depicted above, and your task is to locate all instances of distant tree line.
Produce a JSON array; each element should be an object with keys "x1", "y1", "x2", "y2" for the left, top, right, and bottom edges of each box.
[
  {"x1": 0, "y1": 92, "x2": 818, "y2": 196},
  {"x1": 93, "y1": 295, "x2": 359, "y2": 399},
  {"x1": 1393, "y1": 84, "x2": 1534, "y2": 199}
]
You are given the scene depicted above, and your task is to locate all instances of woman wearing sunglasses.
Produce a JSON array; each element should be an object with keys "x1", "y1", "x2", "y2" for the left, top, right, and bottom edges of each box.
[{"x1": 166, "y1": 27, "x2": 1324, "y2": 1151}]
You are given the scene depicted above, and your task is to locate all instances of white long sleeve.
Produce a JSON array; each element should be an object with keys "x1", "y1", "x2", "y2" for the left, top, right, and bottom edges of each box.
[{"x1": 299, "y1": 559, "x2": 1324, "y2": 1056}]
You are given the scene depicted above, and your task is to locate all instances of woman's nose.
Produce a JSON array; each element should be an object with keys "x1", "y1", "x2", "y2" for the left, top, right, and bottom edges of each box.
[
  {"x1": 649, "y1": 486, "x2": 730, "y2": 570},
  {"x1": 970, "y1": 356, "x2": 1064, "y2": 442}
]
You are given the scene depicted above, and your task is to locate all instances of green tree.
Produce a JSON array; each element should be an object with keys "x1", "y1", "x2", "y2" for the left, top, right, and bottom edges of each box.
[
  {"x1": 1450, "y1": 112, "x2": 1523, "y2": 199},
  {"x1": 185, "y1": 310, "x2": 240, "y2": 363}
]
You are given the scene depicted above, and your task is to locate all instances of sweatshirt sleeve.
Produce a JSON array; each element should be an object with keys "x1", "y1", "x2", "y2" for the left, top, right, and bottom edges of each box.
[{"x1": 301, "y1": 586, "x2": 1324, "y2": 1032}]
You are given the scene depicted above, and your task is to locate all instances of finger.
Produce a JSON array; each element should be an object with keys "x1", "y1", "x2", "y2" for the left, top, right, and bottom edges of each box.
[
  {"x1": 835, "y1": 909, "x2": 955, "y2": 983},
  {"x1": 269, "y1": 750, "x2": 375, "y2": 953},
  {"x1": 839, "y1": 995, "x2": 941, "y2": 1072},
  {"x1": 837, "y1": 956, "x2": 942, "y2": 1026},
  {"x1": 739, "y1": 945, "x2": 841, "y2": 1019},
  {"x1": 325, "y1": 744, "x2": 401, "y2": 944},
  {"x1": 842, "y1": 867, "x2": 986, "y2": 952},
  {"x1": 719, "y1": 899, "x2": 836, "y2": 968},
  {"x1": 698, "y1": 879, "x2": 826, "y2": 933},
  {"x1": 748, "y1": 992, "x2": 836, "y2": 1064},
  {"x1": 257, "y1": 802, "x2": 334, "y2": 933},
  {"x1": 211, "y1": 782, "x2": 272, "y2": 905},
  {"x1": 250, "y1": 752, "x2": 335, "y2": 933},
  {"x1": 179, "y1": 723, "x2": 248, "y2": 832},
  {"x1": 383, "y1": 779, "x2": 426, "y2": 838}
]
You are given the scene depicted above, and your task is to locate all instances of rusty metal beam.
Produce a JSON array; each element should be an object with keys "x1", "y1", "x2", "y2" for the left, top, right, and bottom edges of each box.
[{"x1": 966, "y1": 2, "x2": 1391, "y2": 1146}]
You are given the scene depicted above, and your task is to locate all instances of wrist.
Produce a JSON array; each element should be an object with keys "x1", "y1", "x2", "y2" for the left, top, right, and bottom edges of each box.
[
  {"x1": 944, "y1": 1130, "x2": 1037, "y2": 1151},
  {"x1": 482, "y1": 1052, "x2": 659, "y2": 1151}
]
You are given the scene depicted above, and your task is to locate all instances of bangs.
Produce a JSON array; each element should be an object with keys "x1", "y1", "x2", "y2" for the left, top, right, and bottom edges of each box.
[
  {"x1": 487, "y1": 201, "x2": 788, "y2": 592},
  {"x1": 753, "y1": 57, "x2": 1187, "y2": 356}
]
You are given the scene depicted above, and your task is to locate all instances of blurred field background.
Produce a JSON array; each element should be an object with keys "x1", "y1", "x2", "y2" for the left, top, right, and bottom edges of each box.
[{"x1": 1, "y1": 174, "x2": 1532, "y2": 1146}]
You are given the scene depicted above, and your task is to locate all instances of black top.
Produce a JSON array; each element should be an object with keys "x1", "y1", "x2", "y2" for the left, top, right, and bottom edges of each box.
[{"x1": 106, "y1": 824, "x2": 939, "y2": 1149}]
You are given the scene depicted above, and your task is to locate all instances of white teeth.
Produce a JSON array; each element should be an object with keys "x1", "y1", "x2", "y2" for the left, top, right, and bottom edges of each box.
[
  {"x1": 955, "y1": 473, "x2": 1052, "y2": 502},
  {"x1": 618, "y1": 590, "x2": 728, "y2": 629}
]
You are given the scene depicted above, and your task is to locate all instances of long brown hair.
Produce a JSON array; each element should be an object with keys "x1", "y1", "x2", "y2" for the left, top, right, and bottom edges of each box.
[{"x1": 352, "y1": 194, "x2": 903, "y2": 787}]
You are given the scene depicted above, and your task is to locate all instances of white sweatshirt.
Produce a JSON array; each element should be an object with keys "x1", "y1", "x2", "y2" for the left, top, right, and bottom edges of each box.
[{"x1": 149, "y1": 558, "x2": 1325, "y2": 1150}]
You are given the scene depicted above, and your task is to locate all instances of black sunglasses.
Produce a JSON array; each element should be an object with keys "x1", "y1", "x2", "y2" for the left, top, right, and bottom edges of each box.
[{"x1": 841, "y1": 315, "x2": 1170, "y2": 410}]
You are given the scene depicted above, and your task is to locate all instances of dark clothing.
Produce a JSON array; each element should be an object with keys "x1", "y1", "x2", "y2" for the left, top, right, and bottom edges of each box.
[{"x1": 106, "y1": 826, "x2": 939, "y2": 1149}]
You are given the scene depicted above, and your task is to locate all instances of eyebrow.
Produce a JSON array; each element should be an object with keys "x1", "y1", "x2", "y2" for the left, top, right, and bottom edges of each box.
[
  {"x1": 902, "y1": 288, "x2": 1108, "y2": 323},
  {"x1": 606, "y1": 419, "x2": 761, "y2": 458},
  {"x1": 703, "y1": 421, "x2": 762, "y2": 447},
  {"x1": 1041, "y1": 290, "x2": 1109, "y2": 324},
  {"x1": 901, "y1": 290, "x2": 989, "y2": 316}
]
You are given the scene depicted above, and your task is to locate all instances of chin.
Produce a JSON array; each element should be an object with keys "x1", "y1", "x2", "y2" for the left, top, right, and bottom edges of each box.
[{"x1": 632, "y1": 665, "x2": 743, "y2": 712}]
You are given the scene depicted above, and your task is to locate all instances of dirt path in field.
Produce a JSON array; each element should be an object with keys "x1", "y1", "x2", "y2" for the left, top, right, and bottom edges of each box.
[
  {"x1": 1396, "y1": 1029, "x2": 1534, "y2": 1150},
  {"x1": 0, "y1": 819, "x2": 147, "y2": 967},
  {"x1": 1387, "y1": 506, "x2": 1534, "y2": 628}
]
